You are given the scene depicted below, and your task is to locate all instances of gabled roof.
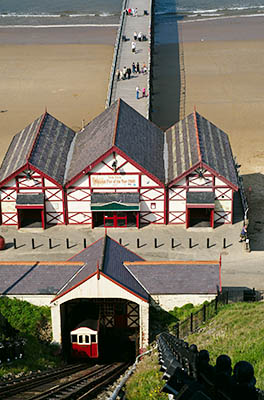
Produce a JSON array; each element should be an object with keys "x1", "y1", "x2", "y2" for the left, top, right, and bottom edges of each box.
[
  {"x1": 0, "y1": 112, "x2": 75, "y2": 186},
  {"x1": 66, "y1": 99, "x2": 165, "y2": 185},
  {"x1": 125, "y1": 261, "x2": 220, "y2": 294},
  {"x1": 54, "y1": 236, "x2": 148, "y2": 301},
  {"x1": 165, "y1": 111, "x2": 238, "y2": 188},
  {"x1": 0, "y1": 262, "x2": 84, "y2": 295}
]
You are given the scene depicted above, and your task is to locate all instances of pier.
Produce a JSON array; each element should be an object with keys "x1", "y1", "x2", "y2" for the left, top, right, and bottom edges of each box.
[{"x1": 106, "y1": 0, "x2": 153, "y2": 119}]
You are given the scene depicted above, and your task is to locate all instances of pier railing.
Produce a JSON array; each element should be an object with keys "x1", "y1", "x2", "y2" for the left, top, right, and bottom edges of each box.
[
  {"x1": 106, "y1": 0, "x2": 128, "y2": 108},
  {"x1": 147, "y1": 0, "x2": 153, "y2": 119}
]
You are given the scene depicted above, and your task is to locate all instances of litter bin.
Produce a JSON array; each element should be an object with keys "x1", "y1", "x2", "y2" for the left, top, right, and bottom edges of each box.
[{"x1": 0, "y1": 235, "x2": 5, "y2": 250}]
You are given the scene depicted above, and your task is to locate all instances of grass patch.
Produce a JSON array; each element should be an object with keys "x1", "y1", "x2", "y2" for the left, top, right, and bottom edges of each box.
[
  {"x1": 125, "y1": 350, "x2": 167, "y2": 400},
  {"x1": 187, "y1": 302, "x2": 264, "y2": 389}
]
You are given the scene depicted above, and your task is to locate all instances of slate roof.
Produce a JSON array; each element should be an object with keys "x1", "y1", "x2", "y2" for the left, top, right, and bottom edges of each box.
[
  {"x1": 91, "y1": 192, "x2": 140, "y2": 205},
  {"x1": 165, "y1": 111, "x2": 238, "y2": 188},
  {"x1": 66, "y1": 99, "x2": 165, "y2": 185},
  {"x1": 0, "y1": 112, "x2": 75, "y2": 186},
  {"x1": 125, "y1": 261, "x2": 220, "y2": 294},
  {"x1": 55, "y1": 236, "x2": 148, "y2": 301},
  {"x1": 186, "y1": 192, "x2": 215, "y2": 204},
  {"x1": 0, "y1": 262, "x2": 84, "y2": 295}
]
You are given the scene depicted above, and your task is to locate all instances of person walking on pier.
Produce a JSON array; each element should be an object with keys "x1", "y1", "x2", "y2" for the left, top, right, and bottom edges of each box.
[
  {"x1": 136, "y1": 62, "x2": 140, "y2": 73},
  {"x1": 133, "y1": 31, "x2": 137, "y2": 40},
  {"x1": 123, "y1": 66, "x2": 127, "y2": 79},
  {"x1": 136, "y1": 86, "x2": 140, "y2": 99},
  {"x1": 142, "y1": 88, "x2": 146, "y2": 97},
  {"x1": 132, "y1": 62, "x2": 136, "y2": 73},
  {"x1": 127, "y1": 67, "x2": 131, "y2": 79},
  {"x1": 131, "y1": 41, "x2": 136, "y2": 53}
]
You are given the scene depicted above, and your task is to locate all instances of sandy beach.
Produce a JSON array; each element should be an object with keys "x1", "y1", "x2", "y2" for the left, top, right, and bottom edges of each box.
[
  {"x1": 0, "y1": 26, "x2": 117, "y2": 162},
  {"x1": 180, "y1": 16, "x2": 264, "y2": 231}
]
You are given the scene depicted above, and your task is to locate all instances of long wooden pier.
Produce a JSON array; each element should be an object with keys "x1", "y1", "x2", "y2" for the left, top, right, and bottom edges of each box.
[{"x1": 106, "y1": 0, "x2": 152, "y2": 119}]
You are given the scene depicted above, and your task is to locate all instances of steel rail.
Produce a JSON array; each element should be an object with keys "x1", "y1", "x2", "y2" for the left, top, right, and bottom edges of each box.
[
  {"x1": 28, "y1": 362, "x2": 129, "y2": 400},
  {"x1": 0, "y1": 363, "x2": 88, "y2": 398}
]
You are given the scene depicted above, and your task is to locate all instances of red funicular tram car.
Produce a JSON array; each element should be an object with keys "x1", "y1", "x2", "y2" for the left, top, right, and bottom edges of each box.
[{"x1": 70, "y1": 319, "x2": 99, "y2": 359}]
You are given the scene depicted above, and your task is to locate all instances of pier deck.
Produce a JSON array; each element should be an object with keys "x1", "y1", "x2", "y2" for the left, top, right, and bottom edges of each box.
[{"x1": 108, "y1": 0, "x2": 152, "y2": 118}]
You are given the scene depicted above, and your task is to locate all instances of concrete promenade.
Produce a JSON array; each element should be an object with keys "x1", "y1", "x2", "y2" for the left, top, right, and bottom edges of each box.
[
  {"x1": 0, "y1": 222, "x2": 263, "y2": 291},
  {"x1": 108, "y1": 0, "x2": 152, "y2": 118}
]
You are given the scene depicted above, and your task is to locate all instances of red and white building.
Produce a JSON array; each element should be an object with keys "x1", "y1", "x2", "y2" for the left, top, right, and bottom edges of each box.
[
  {"x1": 165, "y1": 111, "x2": 239, "y2": 227},
  {"x1": 0, "y1": 100, "x2": 239, "y2": 229}
]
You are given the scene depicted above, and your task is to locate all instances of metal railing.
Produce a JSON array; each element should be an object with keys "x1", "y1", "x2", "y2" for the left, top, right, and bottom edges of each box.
[{"x1": 106, "y1": 0, "x2": 128, "y2": 108}]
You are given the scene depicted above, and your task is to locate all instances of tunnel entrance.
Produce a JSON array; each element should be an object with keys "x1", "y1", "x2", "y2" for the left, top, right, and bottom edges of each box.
[{"x1": 61, "y1": 298, "x2": 140, "y2": 362}]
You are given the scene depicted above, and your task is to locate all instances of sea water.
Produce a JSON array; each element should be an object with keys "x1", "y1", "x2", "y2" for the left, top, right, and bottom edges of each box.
[
  {"x1": 1, "y1": 0, "x2": 264, "y2": 27},
  {"x1": 151, "y1": 0, "x2": 264, "y2": 129},
  {"x1": 0, "y1": 0, "x2": 122, "y2": 26}
]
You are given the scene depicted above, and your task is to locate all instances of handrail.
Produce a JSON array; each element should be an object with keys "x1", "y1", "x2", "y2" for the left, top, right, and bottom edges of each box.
[
  {"x1": 108, "y1": 349, "x2": 153, "y2": 399},
  {"x1": 106, "y1": 0, "x2": 128, "y2": 108}
]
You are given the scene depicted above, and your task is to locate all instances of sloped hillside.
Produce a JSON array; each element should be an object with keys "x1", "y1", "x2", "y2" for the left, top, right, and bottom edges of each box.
[{"x1": 187, "y1": 302, "x2": 264, "y2": 389}]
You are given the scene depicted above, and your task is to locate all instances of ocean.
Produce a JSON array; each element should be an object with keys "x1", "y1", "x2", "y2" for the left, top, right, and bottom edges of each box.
[{"x1": 1, "y1": 0, "x2": 264, "y2": 27}]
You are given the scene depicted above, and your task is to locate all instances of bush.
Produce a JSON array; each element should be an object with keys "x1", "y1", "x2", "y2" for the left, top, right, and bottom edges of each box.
[{"x1": 0, "y1": 297, "x2": 51, "y2": 341}]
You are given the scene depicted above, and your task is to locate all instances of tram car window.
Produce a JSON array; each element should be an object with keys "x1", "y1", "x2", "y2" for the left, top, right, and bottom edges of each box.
[{"x1": 70, "y1": 319, "x2": 99, "y2": 359}]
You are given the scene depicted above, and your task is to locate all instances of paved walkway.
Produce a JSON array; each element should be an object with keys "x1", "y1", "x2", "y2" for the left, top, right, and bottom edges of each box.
[
  {"x1": 1, "y1": 220, "x2": 264, "y2": 290},
  {"x1": 110, "y1": 0, "x2": 151, "y2": 117}
]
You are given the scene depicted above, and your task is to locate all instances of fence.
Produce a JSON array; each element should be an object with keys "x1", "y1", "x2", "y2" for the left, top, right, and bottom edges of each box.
[
  {"x1": 174, "y1": 292, "x2": 229, "y2": 339},
  {"x1": 105, "y1": 0, "x2": 128, "y2": 108}
]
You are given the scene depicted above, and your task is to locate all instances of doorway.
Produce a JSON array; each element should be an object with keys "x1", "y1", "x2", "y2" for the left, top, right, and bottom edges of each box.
[
  {"x1": 93, "y1": 212, "x2": 137, "y2": 228},
  {"x1": 187, "y1": 208, "x2": 214, "y2": 228},
  {"x1": 18, "y1": 208, "x2": 43, "y2": 228}
]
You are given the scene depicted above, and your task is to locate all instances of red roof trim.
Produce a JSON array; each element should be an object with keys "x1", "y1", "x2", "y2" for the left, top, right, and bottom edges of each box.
[
  {"x1": 26, "y1": 112, "x2": 47, "y2": 162},
  {"x1": 51, "y1": 271, "x2": 97, "y2": 302},
  {"x1": 168, "y1": 161, "x2": 238, "y2": 191},
  {"x1": 65, "y1": 148, "x2": 115, "y2": 188},
  {"x1": 168, "y1": 161, "x2": 200, "y2": 187},
  {"x1": 0, "y1": 164, "x2": 27, "y2": 188},
  {"x1": 100, "y1": 272, "x2": 148, "y2": 302},
  {"x1": 28, "y1": 163, "x2": 63, "y2": 188},
  {"x1": 113, "y1": 146, "x2": 165, "y2": 187},
  {"x1": 193, "y1": 111, "x2": 201, "y2": 162},
  {"x1": 201, "y1": 162, "x2": 238, "y2": 191}
]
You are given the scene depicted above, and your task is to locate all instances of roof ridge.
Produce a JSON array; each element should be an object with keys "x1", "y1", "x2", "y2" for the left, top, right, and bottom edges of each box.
[
  {"x1": 100, "y1": 235, "x2": 108, "y2": 271},
  {"x1": 193, "y1": 110, "x2": 202, "y2": 163},
  {"x1": 124, "y1": 260, "x2": 219, "y2": 265},
  {"x1": 26, "y1": 111, "x2": 47, "y2": 163},
  {"x1": 112, "y1": 98, "x2": 121, "y2": 146}
]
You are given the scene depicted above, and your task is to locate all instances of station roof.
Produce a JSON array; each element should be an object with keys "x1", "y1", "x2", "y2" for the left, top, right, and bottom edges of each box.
[
  {"x1": 0, "y1": 112, "x2": 75, "y2": 186},
  {"x1": 65, "y1": 99, "x2": 165, "y2": 185},
  {"x1": 54, "y1": 236, "x2": 149, "y2": 301},
  {"x1": 124, "y1": 261, "x2": 220, "y2": 294},
  {"x1": 165, "y1": 111, "x2": 238, "y2": 188},
  {"x1": 0, "y1": 262, "x2": 84, "y2": 295}
]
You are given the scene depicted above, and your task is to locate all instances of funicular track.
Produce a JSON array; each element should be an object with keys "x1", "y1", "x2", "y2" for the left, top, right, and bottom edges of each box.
[
  {"x1": 0, "y1": 363, "x2": 91, "y2": 399},
  {"x1": 1, "y1": 362, "x2": 129, "y2": 400}
]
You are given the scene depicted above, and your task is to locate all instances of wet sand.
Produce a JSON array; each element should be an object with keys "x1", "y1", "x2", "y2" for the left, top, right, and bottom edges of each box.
[{"x1": 0, "y1": 26, "x2": 117, "y2": 162}]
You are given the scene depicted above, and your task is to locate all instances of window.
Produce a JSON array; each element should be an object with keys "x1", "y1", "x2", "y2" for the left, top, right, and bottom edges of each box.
[
  {"x1": 85, "y1": 335, "x2": 90, "y2": 344},
  {"x1": 151, "y1": 203, "x2": 156, "y2": 209},
  {"x1": 71, "y1": 334, "x2": 77, "y2": 343},
  {"x1": 78, "y1": 335, "x2": 83, "y2": 344},
  {"x1": 91, "y1": 334, "x2": 97, "y2": 343}
]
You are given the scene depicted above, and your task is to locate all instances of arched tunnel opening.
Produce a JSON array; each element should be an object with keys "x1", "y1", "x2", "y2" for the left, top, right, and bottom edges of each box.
[{"x1": 60, "y1": 298, "x2": 140, "y2": 363}]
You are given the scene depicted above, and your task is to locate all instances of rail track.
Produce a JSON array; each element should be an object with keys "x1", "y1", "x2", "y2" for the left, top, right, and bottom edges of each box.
[
  {"x1": 0, "y1": 362, "x2": 129, "y2": 400},
  {"x1": 0, "y1": 363, "x2": 89, "y2": 399}
]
